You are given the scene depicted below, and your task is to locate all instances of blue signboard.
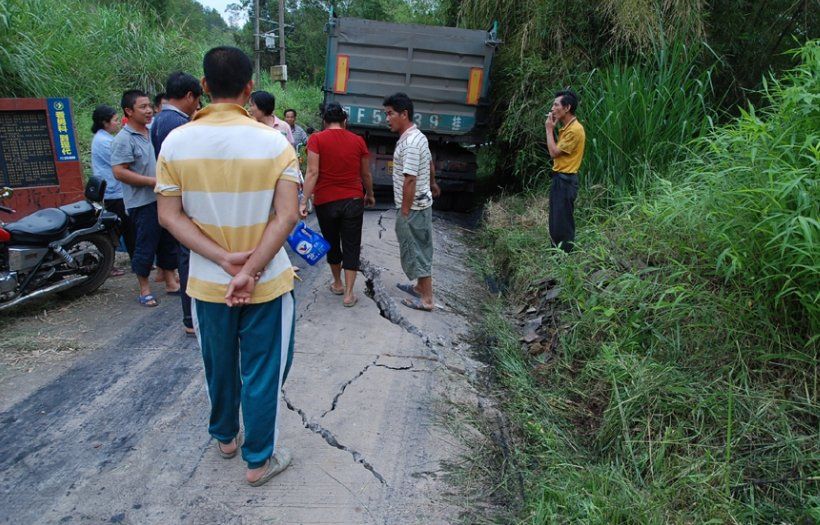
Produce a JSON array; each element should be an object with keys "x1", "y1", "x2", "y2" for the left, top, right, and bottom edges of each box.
[
  {"x1": 46, "y1": 98, "x2": 78, "y2": 161},
  {"x1": 342, "y1": 105, "x2": 476, "y2": 133}
]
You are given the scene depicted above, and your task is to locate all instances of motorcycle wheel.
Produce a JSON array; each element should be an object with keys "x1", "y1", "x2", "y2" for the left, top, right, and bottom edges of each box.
[{"x1": 57, "y1": 233, "x2": 115, "y2": 299}]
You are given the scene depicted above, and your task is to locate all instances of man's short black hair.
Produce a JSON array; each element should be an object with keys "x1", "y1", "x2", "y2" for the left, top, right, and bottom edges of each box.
[
  {"x1": 203, "y1": 46, "x2": 253, "y2": 98},
  {"x1": 165, "y1": 72, "x2": 202, "y2": 100},
  {"x1": 284, "y1": 108, "x2": 297, "y2": 117},
  {"x1": 122, "y1": 89, "x2": 149, "y2": 111},
  {"x1": 322, "y1": 102, "x2": 347, "y2": 124},
  {"x1": 383, "y1": 92, "x2": 414, "y2": 120},
  {"x1": 555, "y1": 89, "x2": 579, "y2": 114},
  {"x1": 153, "y1": 92, "x2": 166, "y2": 107},
  {"x1": 250, "y1": 91, "x2": 275, "y2": 116}
]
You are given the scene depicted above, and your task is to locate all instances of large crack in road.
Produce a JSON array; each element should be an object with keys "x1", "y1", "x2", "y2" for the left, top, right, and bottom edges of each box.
[
  {"x1": 283, "y1": 392, "x2": 388, "y2": 485},
  {"x1": 0, "y1": 210, "x2": 488, "y2": 524}
]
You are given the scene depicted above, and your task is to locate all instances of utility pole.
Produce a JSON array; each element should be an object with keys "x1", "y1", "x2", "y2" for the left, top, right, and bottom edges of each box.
[
  {"x1": 278, "y1": 0, "x2": 286, "y2": 90},
  {"x1": 254, "y1": 0, "x2": 261, "y2": 86}
]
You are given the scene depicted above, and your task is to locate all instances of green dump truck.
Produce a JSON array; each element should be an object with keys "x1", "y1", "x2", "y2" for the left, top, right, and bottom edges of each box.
[{"x1": 323, "y1": 16, "x2": 500, "y2": 211}]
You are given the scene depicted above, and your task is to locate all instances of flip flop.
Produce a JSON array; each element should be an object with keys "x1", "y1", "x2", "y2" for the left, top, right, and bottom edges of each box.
[
  {"x1": 329, "y1": 283, "x2": 344, "y2": 295},
  {"x1": 248, "y1": 447, "x2": 292, "y2": 487},
  {"x1": 343, "y1": 296, "x2": 358, "y2": 308},
  {"x1": 138, "y1": 294, "x2": 158, "y2": 307},
  {"x1": 401, "y1": 297, "x2": 433, "y2": 312},
  {"x1": 166, "y1": 288, "x2": 182, "y2": 296},
  {"x1": 216, "y1": 432, "x2": 244, "y2": 459},
  {"x1": 396, "y1": 283, "x2": 420, "y2": 298},
  {"x1": 184, "y1": 327, "x2": 196, "y2": 337},
  {"x1": 110, "y1": 267, "x2": 126, "y2": 277}
]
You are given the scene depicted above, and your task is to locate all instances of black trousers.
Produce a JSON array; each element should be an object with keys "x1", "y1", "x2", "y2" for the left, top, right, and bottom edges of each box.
[
  {"x1": 315, "y1": 198, "x2": 364, "y2": 270},
  {"x1": 104, "y1": 198, "x2": 135, "y2": 259},
  {"x1": 129, "y1": 201, "x2": 178, "y2": 277},
  {"x1": 178, "y1": 244, "x2": 192, "y2": 329},
  {"x1": 549, "y1": 172, "x2": 579, "y2": 252}
]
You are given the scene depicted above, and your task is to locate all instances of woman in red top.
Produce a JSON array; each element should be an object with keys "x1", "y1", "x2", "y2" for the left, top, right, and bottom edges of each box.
[{"x1": 300, "y1": 103, "x2": 375, "y2": 307}]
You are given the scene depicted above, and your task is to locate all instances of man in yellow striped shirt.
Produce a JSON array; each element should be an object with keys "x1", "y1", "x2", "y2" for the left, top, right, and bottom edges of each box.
[{"x1": 156, "y1": 46, "x2": 300, "y2": 487}]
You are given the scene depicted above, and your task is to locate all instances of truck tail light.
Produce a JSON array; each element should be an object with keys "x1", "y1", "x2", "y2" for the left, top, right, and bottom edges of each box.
[
  {"x1": 334, "y1": 54, "x2": 350, "y2": 94},
  {"x1": 466, "y1": 67, "x2": 484, "y2": 105}
]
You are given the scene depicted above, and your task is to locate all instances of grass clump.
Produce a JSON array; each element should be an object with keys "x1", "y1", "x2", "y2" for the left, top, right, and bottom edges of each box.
[
  {"x1": 493, "y1": 44, "x2": 715, "y2": 193},
  {"x1": 475, "y1": 42, "x2": 818, "y2": 523},
  {"x1": 0, "y1": 0, "x2": 231, "y2": 175}
]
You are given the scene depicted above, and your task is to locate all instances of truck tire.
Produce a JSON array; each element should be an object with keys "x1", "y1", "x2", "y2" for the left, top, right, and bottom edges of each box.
[
  {"x1": 57, "y1": 233, "x2": 115, "y2": 299},
  {"x1": 433, "y1": 192, "x2": 454, "y2": 211},
  {"x1": 453, "y1": 192, "x2": 473, "y2": 213}
]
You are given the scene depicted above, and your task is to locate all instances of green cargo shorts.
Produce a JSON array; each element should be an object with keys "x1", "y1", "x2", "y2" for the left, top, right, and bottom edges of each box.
[{"x1": 395, "y1": 207, "x2": 433, "y2": 281}]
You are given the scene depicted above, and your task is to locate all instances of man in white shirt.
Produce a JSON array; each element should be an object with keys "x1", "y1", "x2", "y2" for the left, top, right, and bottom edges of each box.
[{"x1": 384, "y1": 92, "x2": 435, "y2": 312}]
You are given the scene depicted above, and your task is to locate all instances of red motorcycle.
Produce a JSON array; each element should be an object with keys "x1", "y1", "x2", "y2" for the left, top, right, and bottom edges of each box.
[{"x1": 0, "y1": 176, "x2": 120, "y2": 311}]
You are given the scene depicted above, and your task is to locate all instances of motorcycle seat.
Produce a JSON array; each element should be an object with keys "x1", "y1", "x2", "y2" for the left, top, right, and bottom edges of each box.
[
  {"x1": 60, "y1": 200, "x2": 96, "y2": 226},
  {"x1": 5, "y1": 208, "x2": 69, "y2": 244}
]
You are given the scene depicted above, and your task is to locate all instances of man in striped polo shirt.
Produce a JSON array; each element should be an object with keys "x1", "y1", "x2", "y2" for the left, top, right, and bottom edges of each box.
[
  {"x1": 384, "y1": 92, "x2": 435, "y2": 312},
  {"x1": 156, "y1": 46, "x2": 300, "y2": 487}
]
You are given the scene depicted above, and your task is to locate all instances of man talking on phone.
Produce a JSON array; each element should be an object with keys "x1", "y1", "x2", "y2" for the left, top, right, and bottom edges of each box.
[{"x1": 545, "y1": 89, "x2": 585, "y2": 252}]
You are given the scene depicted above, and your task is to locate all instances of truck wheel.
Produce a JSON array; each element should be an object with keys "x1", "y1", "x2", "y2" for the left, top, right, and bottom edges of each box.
[
  {"x1": 434, "y1": 192, "x2": 454, "y2": 211},
  {"x1": 453, "y1": 192, "x2": 474, "y2": 213},
  {"x1": 58, "y1": 233, "x2": 115, "y2": 299}
]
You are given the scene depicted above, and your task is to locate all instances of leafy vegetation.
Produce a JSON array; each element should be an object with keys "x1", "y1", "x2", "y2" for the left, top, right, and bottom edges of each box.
[
  {"x1": 453, "y1": 0, "x2": 818, "y2": 187},
  {"x1": 477, "y1": 41, "x2": 818, "y2": 523},
  {"x1": 227, "y1": 0, "x2": 453, "y2": 84},
  {"x1": 0, "y1": 0, "x2": 234, "y2": 174}
]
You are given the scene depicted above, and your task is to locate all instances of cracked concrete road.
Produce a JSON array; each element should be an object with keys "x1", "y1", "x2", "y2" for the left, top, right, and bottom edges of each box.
[{"x1": 0, "y1": 209, "x2": 490, "y2": 525}]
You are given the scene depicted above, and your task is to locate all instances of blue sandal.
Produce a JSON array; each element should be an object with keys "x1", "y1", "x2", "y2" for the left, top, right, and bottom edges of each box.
[
  {"x1": 138, "y1": 294, "x2": 158, "y2": 307},
  {"x1": 396, "y1": 283, "x2": 421, "y2": 298}
]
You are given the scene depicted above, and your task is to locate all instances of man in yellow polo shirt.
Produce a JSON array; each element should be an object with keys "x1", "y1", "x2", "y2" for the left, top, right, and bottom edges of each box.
[
  {"x1": 545, "y1": 89, "x2": 585, "y2": 252},
  {"x1": 156, "y1": 46, "x2": 300, "y2": 487}
]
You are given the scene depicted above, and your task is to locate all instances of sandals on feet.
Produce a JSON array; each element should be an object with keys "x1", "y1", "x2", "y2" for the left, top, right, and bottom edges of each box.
[
  {"x1": 248, "y1": 447, "x2": 292, "y2": 487},
  {"x1": 138, "y1": 294, "x2": 158, "y2": 307},
  {"x1": 396, "y1": 283, "x2": 421, "y2": 298},
  {"x1": 216, "y1": 433, "x2": 243, "y2": 459},
  {"x1": 329, "y1": 283, "x2": 344, "y2": 295},
  {"x1": 401, "y1": 297, "x2": 433, "y2": 312},
  {"x1": 343, "y1": 296, "x2": 358, "y2": 308}
]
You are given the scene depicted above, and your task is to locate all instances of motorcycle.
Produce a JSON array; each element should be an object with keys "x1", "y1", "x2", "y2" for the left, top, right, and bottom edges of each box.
[{"x1": 0, "y1": 176, "x2": 120, "y2": 311}]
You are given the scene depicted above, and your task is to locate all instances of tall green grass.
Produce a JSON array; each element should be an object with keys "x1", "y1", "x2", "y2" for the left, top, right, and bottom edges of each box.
[
  {"x1": 495, "y1": 45, "x2": 714, "y2": 193},
  {"x1": 581, "y1": 45, "x2": 714, "y2": 192},
  {"x1": 650, "y1": 40, "x2": 819, "y2": 334},
  {"x1": 0, "y1": 0, "x2": 232, "y2": 174},
  {"x1": 254, "y1": 78, "x2": 324, "y2": 131},
  {"x1": 476, "y1": 42, "x2": 818, "y2": 523}
]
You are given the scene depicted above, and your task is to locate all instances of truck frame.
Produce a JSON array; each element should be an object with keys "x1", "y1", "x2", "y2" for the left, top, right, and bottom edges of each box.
[{"x1": 322, "y1": 16, "x2": 500, "y2": 211}]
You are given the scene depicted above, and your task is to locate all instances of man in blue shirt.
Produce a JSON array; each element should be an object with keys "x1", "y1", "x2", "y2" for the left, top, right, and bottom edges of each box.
[
  {"x1": 112, "y1": 89, "x2": 179, "y2": 306},
  {"x1": 151, "y1": 72, "x2": 202, "y2": 335}
]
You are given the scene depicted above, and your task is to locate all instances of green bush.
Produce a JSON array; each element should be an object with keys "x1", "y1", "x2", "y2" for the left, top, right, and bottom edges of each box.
[
  {"x1": 650, "y1": 40, "x2": 819, "y2": 334},
  {"x1": 477, "y1": 41, "x2": 818, "y2": 523},
  {"x1": 0, "y1": 0, "x2": 232, "y2": 174},
  {"x1": 491, "y1": 45, "x2": 715, "y2": 194}
]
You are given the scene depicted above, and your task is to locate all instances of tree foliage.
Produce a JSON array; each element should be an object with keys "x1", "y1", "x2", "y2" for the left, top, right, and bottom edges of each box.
[
  {"x1": 450, "y1": 0, "x2": 818, "y2": 184},
  {"x1": 227, "y1": 0, "x2": 452, "y2": 83}
]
